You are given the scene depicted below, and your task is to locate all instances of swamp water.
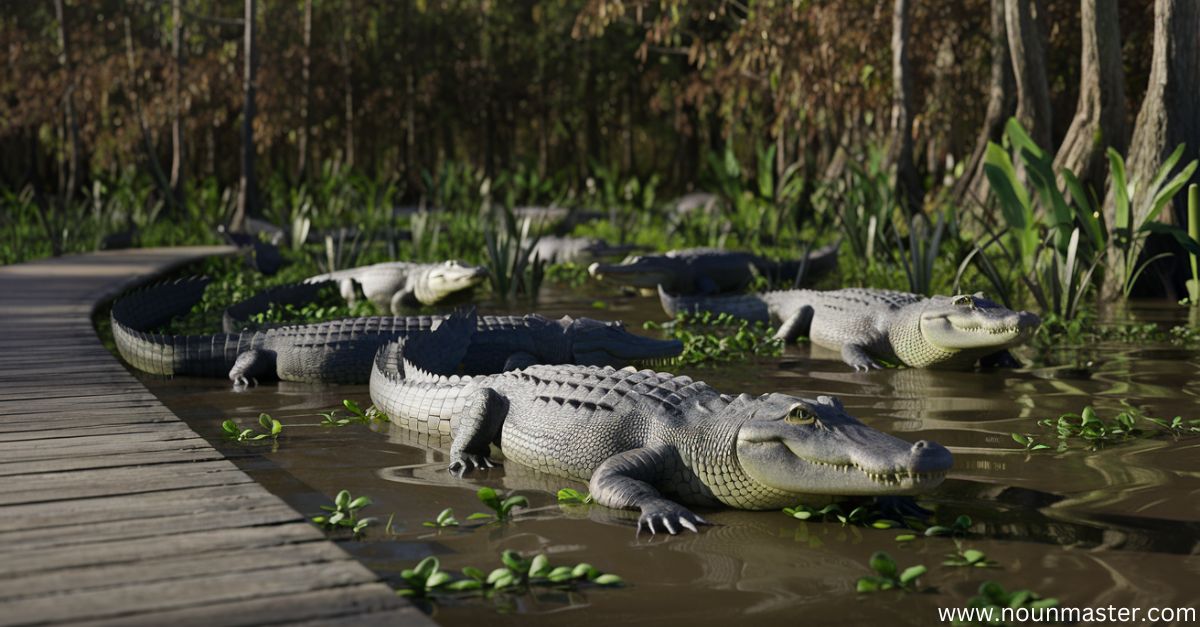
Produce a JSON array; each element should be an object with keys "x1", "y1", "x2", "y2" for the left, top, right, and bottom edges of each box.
[{"x1": 132, "y1": 287, "x2": 1200, "y2": 626}]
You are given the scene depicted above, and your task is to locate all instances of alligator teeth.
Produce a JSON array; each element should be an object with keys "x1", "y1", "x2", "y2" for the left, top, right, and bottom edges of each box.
[{"x1": 812, "y1": 461, "x2": 946, "y2": 484}]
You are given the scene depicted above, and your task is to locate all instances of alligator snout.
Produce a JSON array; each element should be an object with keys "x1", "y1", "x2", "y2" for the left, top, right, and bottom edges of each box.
[{"x1": 909, "y1": 439, "x2": 953, "y2": 473}]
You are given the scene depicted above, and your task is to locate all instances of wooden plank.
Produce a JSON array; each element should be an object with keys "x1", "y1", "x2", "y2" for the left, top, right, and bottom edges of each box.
[
  {"x1": 0, "y1": 548, "x2": 385, "y2": 625},
  {"x1": 0, "y1": 421, "x2": 196, "y2": 444},
  {"x1": 0, "y1": 550, "x2": 388, "y2": 619},
  {"x1": 0, "y1": 522, "x2": 325, "y2": 578},
  {"x1": 0, "y1": 385, "x2": 149, "y2": 400},
  {"x1": 0, "y1": 483, "x2": 275, "y2": 532},
  {"x1": 0, "y1": 461, "x2": 253, "y2": 506},
  {"x1": 0, "y1": 445, "x2": 226, "y2": 477},
  {"x1": 0, "y1": 413, "x2": 176, "y2": 433},
  {"x1": 0, "y1": 372, "x2": 128, "y2": 384},
  {"x1": 0, "y1": 435, "x2": 214, "y2": 465},
  {"x1": 0, "y1": 400, "x2": 163, "y2": 417},
  {"x1": 0, "y1": 407, "x2": 174, "y2": 426},
  {"x1": 30, "y1": 584, "x2": 416, "y2": 627},
  {"x1": 0, "y1": 541, "x2": 349, "y2": 601},
  {"x1": 0, "y1": 501, "x2": 305, "y2": 552}
]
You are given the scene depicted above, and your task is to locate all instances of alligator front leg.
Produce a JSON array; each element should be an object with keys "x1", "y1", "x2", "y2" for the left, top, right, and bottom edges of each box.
[
  {"x1": 448, "y1": 388, "x2": 506, "y2": 476},
  {"x1": 501, "y1": 352, "x2": 538, "y2": 371},
  {"x1": 337, "y1": 278, "x2": 358, "y2": 305},
  {"x1": 773, "y1": 306, "x2": 814, "y2": 343},
  {"x1": 389, "y1": 289, "x2": 419, "y2": 314},
  {"x1": 589, "y1": 446, "x2": 710, "y2": 535},
  {"x1": 229, "y1": 349, "x2": 275, "y2": 388},
  {"x1": 978, "y1": 349, "x2": 1022, "y2": 369},
  {"x1": 842, "y1": 344, "x2": 882, "y2": 372}
]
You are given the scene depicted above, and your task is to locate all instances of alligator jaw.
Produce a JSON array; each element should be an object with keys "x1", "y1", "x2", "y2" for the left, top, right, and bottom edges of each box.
[
  {"x1": 572, "y1": 335, "x2": 684, "y2": 369},
  {"x1": 779, "y1": 439, "x2": 951, "y2": 492},
  {"x1": 734, "y1": 395, "x2": 953, "y2": 499},
  {"x1": 587, "y1": 261, "x2": 673, "y2": 289},
  {"x1": 927, "y1": 309, "x2": 1041, "y2": 350},
  {"x1": 737, "y1": 436, "x2": 951, "y2": 496}
]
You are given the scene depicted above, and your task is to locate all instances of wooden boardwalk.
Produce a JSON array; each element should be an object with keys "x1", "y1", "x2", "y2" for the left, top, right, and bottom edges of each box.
[{"x1": 0, "y1": 248, "x2": 432, "y2": 626}]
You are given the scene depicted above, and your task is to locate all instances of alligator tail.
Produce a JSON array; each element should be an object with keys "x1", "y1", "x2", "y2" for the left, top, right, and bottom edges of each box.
[
  {"x1": 771, "y1": 241, "x2": 841, "y2": 286},
  {"x1": 657, "y1": 285, "x2": 771, "y2": 323},
  {"x1": 110, "y1": 277, "x2": 244, "y2": 377},
  {"x1": 221, "y1": 280, "x2": 334, "y2": 333},
  {"x1": 370, "y1": 313, "x2": 477, "y2": 435},
  {"x1": 112, "y1": 276, "x2": 211, "y2": 331}
]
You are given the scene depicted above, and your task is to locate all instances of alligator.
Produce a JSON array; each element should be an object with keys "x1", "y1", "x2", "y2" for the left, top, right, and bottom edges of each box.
[
  {"x1": 672, "y1": 192, "x2": 720, "y2": 216},
  {"x1": 587, "y1": 244, "x2": 840, "y2": 295},
  {"x1": 217, "y1": 226, "x2": 285, "y2": 276},
  {"x1": 370, "y1": 311, "x2": 953, "y2": 534},
  {"x1": 111, "y1": 278, "x2": 682, "y2": 386},
  {"x1": 527, "y1": 235, "x2": 639, "y2": 264},
  {"x1": 306, "y1": 260, "x2": 488, "y2": 313},
  {"x1": 659, "y1": 287, "x2": 1041, "y2": 371}
]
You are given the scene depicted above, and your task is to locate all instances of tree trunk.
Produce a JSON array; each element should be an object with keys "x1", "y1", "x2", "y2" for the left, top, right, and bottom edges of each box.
[
  {"x1": 886, "y1": 0, "x2": 923, "y2": 213},
  {"x1": 341, "y1": 16, "x2": 355, "y2": 169},
  {"x1": 1005, "y1": 0, "x2": 1053, "y2": 150},
  {"x1": 123, "y1": 17, "x2": 173, "y2": 210},
  {"x1": 232, "y1": 0, "x2": 258, "y2": 232},
  {"x1": 170, "y1": 0, "x2": 185, "y2": 205},
  {"x1": 1053, "y1": 0, "x2": 1127, "y2": 194},
  {"x1": 1122, "y1": 0, "x2": 1199, "y2": 224},
  {"x1": 584, "y1": 42, "x2": 600, "y2": 168},
  {"x1": 296, "y1": 0, "x2": 311, "y2": 181},
  {"x1": 1101, "y1": 0, "x2": 1200, "y2": 298},
  {"x1": 53, "y1": 0, "x2": 80, "y2": 201}
]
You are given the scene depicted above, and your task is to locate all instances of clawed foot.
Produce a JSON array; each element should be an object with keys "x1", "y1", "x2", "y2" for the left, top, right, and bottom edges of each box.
[
  {"x1": 231, "y1": 375, "x2": 256, "y2": 390},
  {"x1": 979, "y1": 350, "x2": 1022, "y2": 369},
  {"x1": 873, "y1": 496, "x2": 932, "y2": 522},
  {"x1": 851, "y1": 360, "x2": 882, "y2": 373},
  {"x1": 448, "y1": 453, "x2": 499, "y2": 477},
  {"x1": 637, "y1": 500, "x2": 710, "y2": 535}
]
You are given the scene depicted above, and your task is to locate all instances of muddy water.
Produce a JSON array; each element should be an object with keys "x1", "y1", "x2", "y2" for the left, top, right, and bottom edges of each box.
[{"x1": 136, "y1": 287, "x2": 1200, "y2": 626}]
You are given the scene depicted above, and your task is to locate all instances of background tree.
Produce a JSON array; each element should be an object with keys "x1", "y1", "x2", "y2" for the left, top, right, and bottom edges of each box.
[
  {"x1": 1005, "y1": 0, "x2": 1053, "y2": 151},
  {"x1": 887, "y1": 0, "x2": 923, "y2": 212},
  {"x1": 170, "y1": 0, "x2": 185, "y2": 205},
  {"x1": 1053, "y1": 0, "x2": 1126, "y2": 193},
  {"x1": 232, "y1": 0, "x2": 258, "y2": 232},
  {"x1": 956, "y1": 0, "x2": 1015, "y2": 204},
  {"x1": 1101, "y1": 0, "x2": 1200, "y2": 297}
]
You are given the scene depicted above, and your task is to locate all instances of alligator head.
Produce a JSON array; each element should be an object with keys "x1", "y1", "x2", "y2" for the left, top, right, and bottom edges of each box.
[
  {"x1": 588, "y1": 255, "x2": 682, "y2": 290},
  {"x1": 918, "y1": 293, "x2": 1040, "y2": 352},
  {"x1": 734, "y1": 394, "x2": 952, "y2": 501},
  {"x1": 417, "y1": 260, "x2": 488, "y2": 304},
  {"x1": 561, "y1": 316, "x2": 683, "y2": 368}
]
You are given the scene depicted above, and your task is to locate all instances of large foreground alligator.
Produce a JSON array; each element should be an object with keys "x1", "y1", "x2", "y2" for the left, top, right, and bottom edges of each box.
[
  {"x1": 660, "y1": 287, "x2": 1040, "y2": 371},
  {"x1": 307, "y1": 260, "x2": 488, "y2": 313},
  {"x1": 587, "y1": 244, "x2": 840, "y2": 295},
  {"x1": 111, "y1": 278, "x2": 682, "y2": 385},
  {"x1": 370, "y1": 311, "x2": 953, "y2": 534}
]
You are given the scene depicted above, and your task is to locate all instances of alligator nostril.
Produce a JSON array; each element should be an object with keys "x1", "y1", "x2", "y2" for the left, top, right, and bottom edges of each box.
[{"x1": 913, "y1": 440, "x2": 928, "y2": 449}]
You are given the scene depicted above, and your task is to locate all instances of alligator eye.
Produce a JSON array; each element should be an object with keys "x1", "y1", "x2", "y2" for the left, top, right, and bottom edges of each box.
[
  {"x1": 785, "y1": 406, "x2": 816, "y2": 425},
  {"x1": 952, "y1": 295, "x2": 976, "y2": 309}
]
